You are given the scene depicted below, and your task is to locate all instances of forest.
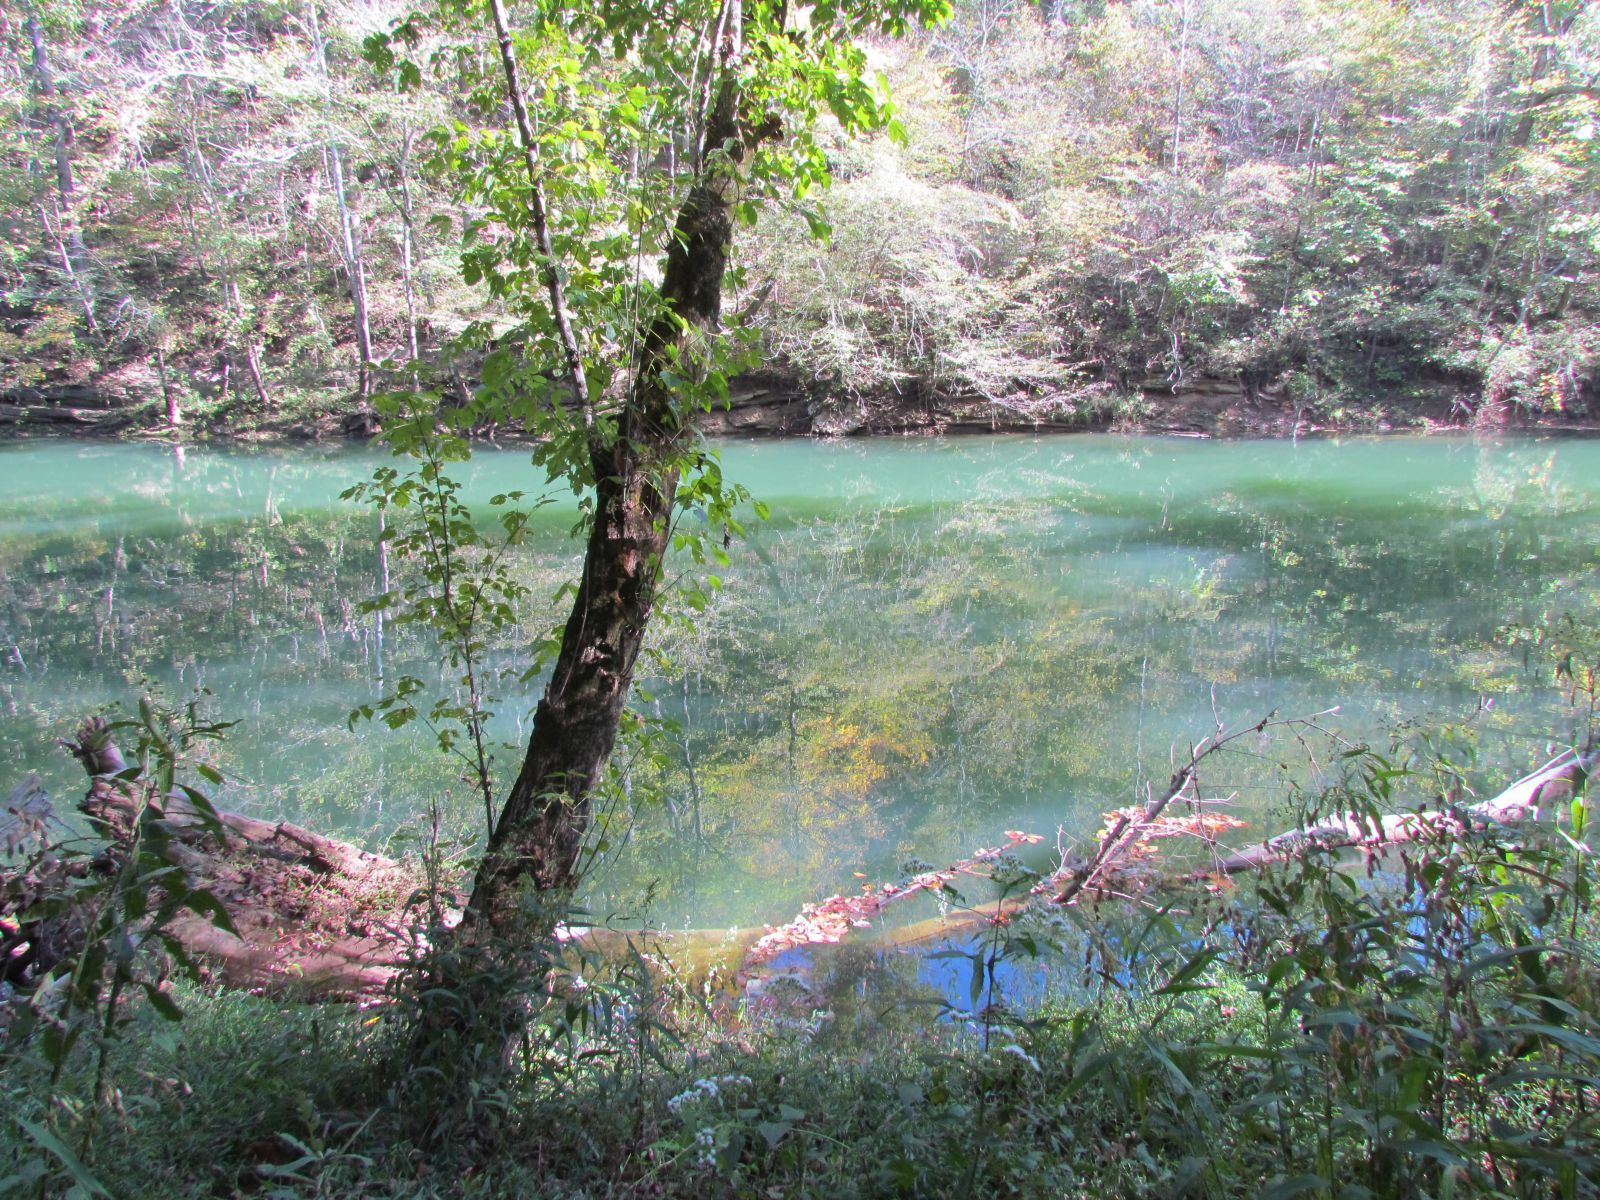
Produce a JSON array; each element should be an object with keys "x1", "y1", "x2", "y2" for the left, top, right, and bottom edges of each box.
[
  {"x1": 3, "y1": 1, "x2": 1600, "y2": 1199},
  {"x1": 5, "y1": 0, "x2": 1600, "y2": 434}
]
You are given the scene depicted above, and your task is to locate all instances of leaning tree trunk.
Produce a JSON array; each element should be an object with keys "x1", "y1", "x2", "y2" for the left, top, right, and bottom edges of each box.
[{"x1": 460, "y1": 8, "x2": 755, "y2": 944}]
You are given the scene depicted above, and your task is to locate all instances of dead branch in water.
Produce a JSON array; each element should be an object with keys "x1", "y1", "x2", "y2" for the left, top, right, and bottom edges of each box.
[
  {"x1": 7, "y1": 712, "x2": 1590, "y2": 1004},
  {"x1": 1049, "y1": 709, "x2": 1342, "y2": 905},
  {"x1": 1193, "y1": 744, "x2": 1596, "y2": 878}
]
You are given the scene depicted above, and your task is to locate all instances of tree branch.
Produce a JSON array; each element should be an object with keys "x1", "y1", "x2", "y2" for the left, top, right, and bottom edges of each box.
[
  {"x1": 485, "y1": 0, "x2": 595, "y2": 434},
  {"x1": 1197, "y1": 744, "x2": 1597, "y2": 877}
]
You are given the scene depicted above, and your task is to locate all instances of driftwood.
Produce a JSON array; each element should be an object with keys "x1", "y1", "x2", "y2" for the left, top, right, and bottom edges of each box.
[
  {"x1": 1051, "y1": 714, "x2": 1285, "y2": 905},
  {"x1": 79, "y1": 781, "x2": 419, "y2": 1000},
  {"x1": 742, "y1": 831, "x2": 1045, "y2": 969},
  {"x1": 0, "y1": 720, "x2": 427, "y2": 1001},
  {"x1": 8, "y1": 710, "x2": 1591, "y2": 1005},
  {"x1": 734, "y1": 736, "x2": 1595, "y2": 979},
  {"x1": 1197, "y1": 745, "x2": 1596, "y2": 877}
]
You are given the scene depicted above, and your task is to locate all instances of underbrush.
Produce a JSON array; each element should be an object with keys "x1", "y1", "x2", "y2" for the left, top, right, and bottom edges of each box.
[
  {"x1": 1, "y1": 971, "x2": 1265, "y2": 1199},
  {"x1": 5, "y1": 824, "x2": 1598, "y2": 1200},
  {"x1": 5, "y1": 701, "x2": 1598, "y2": 1199}
]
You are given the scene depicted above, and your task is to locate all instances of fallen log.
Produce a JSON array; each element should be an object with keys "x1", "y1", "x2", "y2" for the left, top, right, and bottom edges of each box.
[
  {"x1": 1196, "y1": 745, "x2": 1596, "y2": 877},
  {"x1": 2, "y1": 775, "x2": 69, "y2": 997},
  {"x1": 1052, "y1": 712, "x2": 1297, "y2": 905},
  {"x1": 741, "y1": 830, "x2": 1044, "y2": 969},
  {"x1": 12, "y1": 710, "x2": 1590, "y2": 1005},
  {"x1": 733, "y1": 734, "x2": 1596, "y2": 984},
  {"x1": 0, "y1": 719, "x2": 430, "y2": 1001},
  {"x1": 80, "y1": 783, "x2": 421, "y2": 999}
]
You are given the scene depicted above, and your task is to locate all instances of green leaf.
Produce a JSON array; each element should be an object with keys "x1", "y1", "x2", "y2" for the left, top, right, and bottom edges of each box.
[
  {"x1": 184, "y1": 888, "x2": 240, "y2": 939},
  {"x1": 1259, "y1": 1175, "x2": 1329, "y2": 1200},
  {"x1": 141, "y1": 980, "x2": 184, "y2": 1021},
  {"x1": 14, "y1": 1117, "x2": 113, "y2": 1199},
  {"x1": 1155, "y1": 946, "x2": 1222, "y2": 995}
]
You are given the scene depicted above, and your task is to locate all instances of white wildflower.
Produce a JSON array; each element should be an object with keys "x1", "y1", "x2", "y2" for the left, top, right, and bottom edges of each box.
[
  {"x1": 694, "y1": 1126, "x2": 717, "y2": 1168},
  {"x1": 1000, "y1": 1043, "x2": 1040, "y2": 1072}
]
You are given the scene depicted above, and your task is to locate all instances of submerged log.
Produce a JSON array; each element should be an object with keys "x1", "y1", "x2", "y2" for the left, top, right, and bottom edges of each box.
[{"x1": 733, "y1": 738, "x2": 1596, "y2": 982}]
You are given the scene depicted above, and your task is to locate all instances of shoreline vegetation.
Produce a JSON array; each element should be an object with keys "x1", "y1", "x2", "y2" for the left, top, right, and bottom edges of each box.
[
  {"x1": 6, "y1": 369, "x2": 1600, "y2": 444},
  {"x1": 10, "y1": 719, "x2": 1589, "y2": 1005},
  {"x1": 5, "y1": 682, "x2": 1599, "y2": 1197}
]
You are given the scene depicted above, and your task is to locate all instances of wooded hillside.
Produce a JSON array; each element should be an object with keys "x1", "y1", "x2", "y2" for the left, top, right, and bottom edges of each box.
[{"x1": 5, "y1": 0, "x2": 1599, "y2": 433}]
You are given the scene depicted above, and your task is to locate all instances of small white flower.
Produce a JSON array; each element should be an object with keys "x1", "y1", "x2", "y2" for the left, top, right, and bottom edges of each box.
[{"x1": 1000, "y1": 1043, "x2": 1041, "y2": 1072}]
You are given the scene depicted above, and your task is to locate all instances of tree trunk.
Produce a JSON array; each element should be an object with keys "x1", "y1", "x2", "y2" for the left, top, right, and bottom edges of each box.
[
  {"x1": 25, "y1": 8, "x2": 98, "y2": 340},
  {"x1": 24, "y1": 6, "x2": 75, "y2": 206},
  {"x1": 180, "y1": 88, "x2": 274, "y2": 410},
  {"x1": 157, "y1": 347, "x2": 180, "y2": 427},
  {"x1": 326, "y1": 141, "x2": 375, "y2": 396},
  {"x1": 307, "y1": 2, "x2": 375, "y2": 398},
  {"x1": 462, "y1": 6, "x2": 753, "y2": 943},
  {"x1": 394, "y1": 126, "x2": 422, "y2": 365}
]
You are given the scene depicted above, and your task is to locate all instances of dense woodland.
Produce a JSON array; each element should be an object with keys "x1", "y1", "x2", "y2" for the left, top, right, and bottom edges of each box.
[
  {"x1": 5, "y1": 0, "x2": 1600, "y2": 432},
  {"x1": 5, "y1": 2, "x2": 1600, "y2": 1198}
]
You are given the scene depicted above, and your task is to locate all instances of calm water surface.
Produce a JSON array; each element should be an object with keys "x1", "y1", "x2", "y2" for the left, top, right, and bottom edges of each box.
[{"x1": 1, "y1": 434, "x2": 1596, "y2": 928}]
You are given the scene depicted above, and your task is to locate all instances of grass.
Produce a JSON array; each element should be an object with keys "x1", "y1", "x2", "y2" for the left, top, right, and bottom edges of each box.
[{"x1": 1, "y1": 971, "x2": 1267, "y2": 1199}]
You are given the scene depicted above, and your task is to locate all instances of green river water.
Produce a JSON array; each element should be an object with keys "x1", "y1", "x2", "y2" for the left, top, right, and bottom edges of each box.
[{"x1": 2, "y1": 434, "x2": 1597, "y2": 931}]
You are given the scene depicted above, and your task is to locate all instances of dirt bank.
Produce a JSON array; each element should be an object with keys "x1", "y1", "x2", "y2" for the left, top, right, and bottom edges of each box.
[{"x1": 5, "y1": 370, "x2": 1598, "y2": 443}]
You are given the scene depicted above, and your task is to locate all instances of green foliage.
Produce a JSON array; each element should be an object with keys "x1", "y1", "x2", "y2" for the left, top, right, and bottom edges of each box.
[
  {"x1": 745, "y1": 0, "x2": 1600, "y2": 421},
  {"x1": 2, "y1": 696, "x2": 239, "y2": 1196},
  {"x1": 4, "y1": 0, "x2": 1598, "y2": 427},
  {"x1": 3, "y1": 718, "x2": 1597, "y2": 1199},
  {"x1": 1199, "y1": 757, "x2": 1600, "y2": 1197},
  {"x1": 343, "y1": 390, "x2": 545, "y2": 833}
]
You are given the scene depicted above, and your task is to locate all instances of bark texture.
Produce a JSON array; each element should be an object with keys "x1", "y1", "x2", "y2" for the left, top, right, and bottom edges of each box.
[{"x1": 2, "y1": 727, "x2": 417, "y2": 1003}]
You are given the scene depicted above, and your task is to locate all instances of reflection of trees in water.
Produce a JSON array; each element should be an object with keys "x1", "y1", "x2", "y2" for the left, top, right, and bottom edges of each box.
[
  {"x1": 621, "y1": 447, "x2": 1600, "y2": 925},
  {"x1": 0, "y1": 448, "x2": 569, "y2": 848},
  {"x1": 3, "y1": 439, "x2": 1600, "y2": 927}
]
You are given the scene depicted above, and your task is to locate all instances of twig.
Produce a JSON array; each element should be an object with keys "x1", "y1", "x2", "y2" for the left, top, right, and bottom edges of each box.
[{"x1": 1053, "y1": 709, "x2": 1340, "y2": 905}]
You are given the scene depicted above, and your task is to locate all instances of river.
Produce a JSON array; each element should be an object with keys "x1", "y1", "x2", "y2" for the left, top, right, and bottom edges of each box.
[{"x1": 1, "y1": 434, "x2": 1596, "y2": 929}]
